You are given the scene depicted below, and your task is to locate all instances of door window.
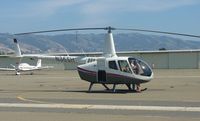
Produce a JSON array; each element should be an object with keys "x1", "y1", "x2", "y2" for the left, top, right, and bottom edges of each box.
[
  {"x1": 108, "y1": 61, "x2": 118, "y2": 70},
  {"x1": 118, "y1": 60, "x2": 131, "y2": 73}
]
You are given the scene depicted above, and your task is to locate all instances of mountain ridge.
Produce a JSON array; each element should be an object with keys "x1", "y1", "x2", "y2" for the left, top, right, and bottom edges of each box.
[{"x1": 0, "y1": 33, "x2": 200, "y2": 54}]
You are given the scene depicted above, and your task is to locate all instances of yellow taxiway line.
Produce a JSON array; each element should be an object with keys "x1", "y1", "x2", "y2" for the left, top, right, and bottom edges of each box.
[{"x1": 17, "y1": 96, "x2": 49, "y2": 104}]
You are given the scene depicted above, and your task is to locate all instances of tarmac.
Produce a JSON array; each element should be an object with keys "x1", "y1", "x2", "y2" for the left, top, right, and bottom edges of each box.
[{"x1": 0, "y1": 69, "x2": 200, "y2": 121}]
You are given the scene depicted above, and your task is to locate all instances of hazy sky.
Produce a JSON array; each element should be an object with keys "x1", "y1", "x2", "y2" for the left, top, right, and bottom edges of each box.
[{"x1": 0, "y1": 0, "x2": 200, "y2": 35}]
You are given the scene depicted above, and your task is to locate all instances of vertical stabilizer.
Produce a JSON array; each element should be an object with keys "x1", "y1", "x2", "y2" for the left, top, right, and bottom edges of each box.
[
  {"x1": 13, "y1": 38, "x2": 22, "y2": 57},
  {"x1": 36, "y1": 59, "x2": 42, "y2": 67},
  {"x1": 103, "y1": 27, "x2": 117, "y2": 57}
]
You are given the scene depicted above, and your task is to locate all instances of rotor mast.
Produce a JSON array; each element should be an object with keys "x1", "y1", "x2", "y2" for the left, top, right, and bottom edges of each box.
[{"x1": 103, "y1": 26, "x2": 117, "y2": 57}]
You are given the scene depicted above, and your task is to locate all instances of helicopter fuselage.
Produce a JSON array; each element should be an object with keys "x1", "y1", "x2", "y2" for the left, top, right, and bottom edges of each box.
[{"x1": 77, "y1": 57, "x2": 153, "y2": 85}]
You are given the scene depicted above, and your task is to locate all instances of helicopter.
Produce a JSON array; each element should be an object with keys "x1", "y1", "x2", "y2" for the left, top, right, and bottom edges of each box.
[
  {"x1": 15, "y1": 26, "x2": 200, "y2": 92},
  {"x1": 77, "y1": 27, "x2": 153, "y2": 92}
]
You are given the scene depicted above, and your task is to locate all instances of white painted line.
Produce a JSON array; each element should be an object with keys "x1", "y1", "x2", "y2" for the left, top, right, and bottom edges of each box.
[
  {"x1": 0, "y1": 103, "x2": 200, "y2": 112},
  {"x1": 33, "y1": 76, "x2": 80, "y2": 79},
  {"x1": 155, "y1": 75, "x2": 200, "y2": 79}
]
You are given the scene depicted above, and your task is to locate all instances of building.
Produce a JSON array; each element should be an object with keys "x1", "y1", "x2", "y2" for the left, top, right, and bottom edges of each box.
[{"x1": 1, "y1": 49, "x2": 200, "y2": 70}]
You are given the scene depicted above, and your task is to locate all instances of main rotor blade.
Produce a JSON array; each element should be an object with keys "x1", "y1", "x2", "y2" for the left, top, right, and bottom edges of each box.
[
  {"x1": 116, "y1": 28, "x2": 200, "y2": 38},
  {"x1": 14, "y1": 26, "x2": 200, "y2": 39},
  {"x1": 14, "y1": 27, "x2": 108, "y2": 35}
]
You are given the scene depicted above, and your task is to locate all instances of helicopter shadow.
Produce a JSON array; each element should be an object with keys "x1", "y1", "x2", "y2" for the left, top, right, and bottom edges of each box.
[
  {"x1": 65, "y1": 89, "x2": 143, "y2": 94},
  {"x1": 0, "y1": 89, "x2": 67, "y2": 93},
  {"x1": 0, "y1": 89, "x2": 141, "y2": 94}
]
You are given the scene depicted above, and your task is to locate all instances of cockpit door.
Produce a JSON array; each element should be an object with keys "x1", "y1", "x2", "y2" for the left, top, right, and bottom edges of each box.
[{"x1": 128, "y1": 58, "x2": 152, "y2": 77}]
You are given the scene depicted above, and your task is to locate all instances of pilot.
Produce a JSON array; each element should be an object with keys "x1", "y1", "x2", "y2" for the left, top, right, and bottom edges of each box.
[
  {"x1": 131, "y1": 60, "x2": 144, "y2": 75},
  {"x1": 131, "y1": 60, "x2": 139, "y2": 74}
]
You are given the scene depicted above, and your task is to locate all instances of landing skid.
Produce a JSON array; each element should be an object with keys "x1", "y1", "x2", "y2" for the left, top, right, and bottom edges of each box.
[
  {"x1": 141, "y1": 88, "x2": 147, "y2": 92},
  {"x1": 135, "y1": 87, "x2": 148, "y2": 93},
  {"x1": 88, "y1": 83, "x2": 113, "y2": 92},
  {"x1": 87, "y1": 83, "x2": 147, "y2": 93}
]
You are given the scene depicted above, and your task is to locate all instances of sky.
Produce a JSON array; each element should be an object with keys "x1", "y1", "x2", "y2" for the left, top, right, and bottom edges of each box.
[{"x1": 0, "y1": 0, "x2": 200, "y2": 36}]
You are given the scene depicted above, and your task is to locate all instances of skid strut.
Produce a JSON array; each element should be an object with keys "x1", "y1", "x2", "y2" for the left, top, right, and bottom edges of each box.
[{"x1": 88, "y1": 83, "x2": 94, "y2": 92}]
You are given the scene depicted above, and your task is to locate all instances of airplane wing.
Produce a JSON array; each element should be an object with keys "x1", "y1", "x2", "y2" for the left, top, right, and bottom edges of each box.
[
  {"x1": 37, "y1": 66, "x2": 54, "y2": 69},
  {"x1": 0, "y1": 68, "x2": 15, "y2": 71}
]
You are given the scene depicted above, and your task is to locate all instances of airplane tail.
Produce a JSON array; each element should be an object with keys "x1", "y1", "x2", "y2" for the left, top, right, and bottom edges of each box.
[
  {"x1": 13, "y1": 38, "x2": 22, "y2": 57},
  {"x1": 36, "y1": 59, "x2": 42, "y2": 67}
]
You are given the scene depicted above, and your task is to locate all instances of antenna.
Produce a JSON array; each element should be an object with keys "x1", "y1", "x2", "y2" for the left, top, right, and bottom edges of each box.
[
  {"x1": 76, "y1": 31, "x2": 78, "y2": 42},
  {"x1": 62, "y1": 46, "x2": 69, "y2": 56}
]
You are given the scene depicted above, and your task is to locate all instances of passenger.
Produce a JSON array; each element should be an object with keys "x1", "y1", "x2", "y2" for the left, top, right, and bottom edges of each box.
[{"x1": 122, "y1": 65, "x2": 130, "y2": 73}]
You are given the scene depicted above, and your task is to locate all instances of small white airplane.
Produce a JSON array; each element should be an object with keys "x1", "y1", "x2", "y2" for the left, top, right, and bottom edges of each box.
[
  {"x1": 0, "y1": 39, "x2": 53, "y2": 75},
  {"x1": 0, "y1": 59, "x2": 53, "y2": 75}
]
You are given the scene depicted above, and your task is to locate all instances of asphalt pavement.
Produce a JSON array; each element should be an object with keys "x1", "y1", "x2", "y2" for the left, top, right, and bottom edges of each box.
[{"x1": 0, "y1": 69, "x2": 200, "y2": 121}]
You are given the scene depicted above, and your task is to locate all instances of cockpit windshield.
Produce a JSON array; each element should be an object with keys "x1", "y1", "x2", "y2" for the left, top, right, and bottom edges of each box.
[{"x1": 128, "y1": 58, "x2": 152, "y2": 77}]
